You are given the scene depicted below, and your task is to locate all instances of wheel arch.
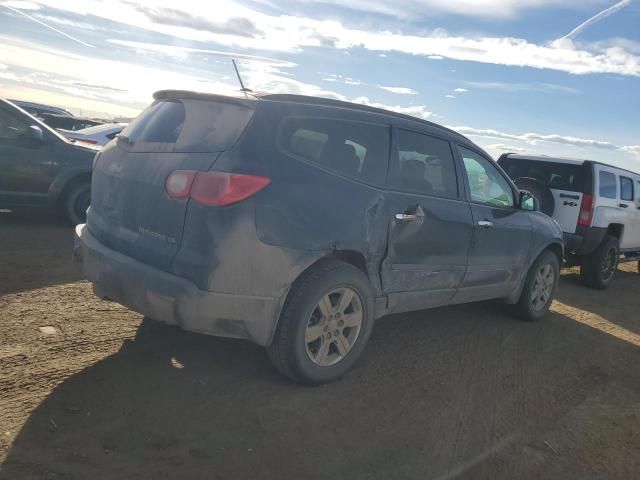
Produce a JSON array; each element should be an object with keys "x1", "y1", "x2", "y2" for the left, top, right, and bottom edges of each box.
[
  {"x1": 48, "y1": 169, "x2": 92, "y2": 207},
  {"x1": 268, "y1": 250, "x2": 378, "y2": 346}
]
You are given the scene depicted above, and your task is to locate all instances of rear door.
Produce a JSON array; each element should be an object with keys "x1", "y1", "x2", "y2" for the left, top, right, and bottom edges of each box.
[
  {"x1": 381, "y1": 128, "x2": 473, "y2": 312},
  {"x1": 89, "y1": 95, "x2": 255, "y2": 271},
  {"x1": 456, "y1": 146, "x2": 532, "y2": 301}
]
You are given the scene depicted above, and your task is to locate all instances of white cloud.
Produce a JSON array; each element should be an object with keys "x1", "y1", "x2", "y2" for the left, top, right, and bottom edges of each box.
[
  {"x1": 454, "y1": 125, "x2": 640, "y2": 157},
  {"x1": 291, "y1": 0, "x2": 588, "y2": 19},
  {"x1": 466, "y1": 81, "x2": 580, "y2": 94},
  {"x1": 445, "y1": 94, "x2": 455, "y2": 98},
  {"x1": 428, "y1": 55, "x2": 444, "y2": 60},
  {"x1": 488, "y1": 143, "x2": 526, "y2": 152},
  {"x1": 12, "y1": 0, "x2": 640, "y2": 78},
  {"x1": 453, "y1": 88, "x2": 468, "y2": 93},
  {"x1": 378, "y1": 85, "x2": 417, "y2": 95},
  {"x1": 353, "y1": 96, "x2": 433, "y2": 119}
]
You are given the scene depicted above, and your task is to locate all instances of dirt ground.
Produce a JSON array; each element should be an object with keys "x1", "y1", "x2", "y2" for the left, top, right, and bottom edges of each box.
[{"x1": 1, "y1": 210, "x2": 639, "y2": 480}]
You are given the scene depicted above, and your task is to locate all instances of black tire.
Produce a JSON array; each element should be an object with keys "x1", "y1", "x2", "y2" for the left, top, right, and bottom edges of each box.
[
  {"x1": 580, "y1": 235, "x2": 619, "y2": 289},
  {"x1": 64, "y1": 182, "x2": 91, "y2": 225},
  {"x1": 513, "y1": 177, "x2": 555, "y2": 217},
  {"x1": 514, "y1": 250, "x2": 560, "y2": 321},
  {"x1": 267, "y1": 260, "x2": 375, "y2": 385}
]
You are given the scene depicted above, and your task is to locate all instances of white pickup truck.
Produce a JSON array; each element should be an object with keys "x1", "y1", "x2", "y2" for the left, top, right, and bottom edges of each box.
[{"x1": 498, "y1": 154, "x2": 640, "y2": 289}]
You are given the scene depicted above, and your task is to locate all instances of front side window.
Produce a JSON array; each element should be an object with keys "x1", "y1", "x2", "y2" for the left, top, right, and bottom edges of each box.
[
  {"x1": 280, "y1": 117, "x2": 390, "y2": 184},
  {"x1": 0, "y1": 108, "x2": 29, "y2": 141},
  {"x1": 388, "y1": 129, "x2": 458, "y2": 198},
  {"x1": 599, "y1": 171, "x2": 617, "y2": 199},
  {"x1": 459, "y1": 146, "x2": 514, "y2": 208},
  {"x1": 620, "y1": 176, "x2": 633, "y2": 201}
]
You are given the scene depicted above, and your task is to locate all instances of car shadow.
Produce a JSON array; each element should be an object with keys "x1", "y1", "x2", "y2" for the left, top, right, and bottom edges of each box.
[
  {"x1": 2, "y1": 291, "x2": 640, "y2": 479},
  {"x1": 0, "y1": 209, "x2": 82, "y2": 295}
]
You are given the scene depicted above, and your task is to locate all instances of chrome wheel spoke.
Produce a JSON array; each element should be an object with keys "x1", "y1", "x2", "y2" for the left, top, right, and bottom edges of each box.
[
  {"x1": 336, "y1": 288, "x2": 354, "y2": 314},
  {"x1": 315, "y1": 339, "x2": 330, "y2": 364},
  {"x1": 318, "y1": 294, "x2": 333, "y2": 318},
  {"x1": 342, "y1": 312, "x2": 362, "y2": 328},
  {"x1": 305, "y1": 324, "x2": 324, "y2": 343},
  {"x1": 335, "y1": 334, "x2": 350, "y2": 357}
]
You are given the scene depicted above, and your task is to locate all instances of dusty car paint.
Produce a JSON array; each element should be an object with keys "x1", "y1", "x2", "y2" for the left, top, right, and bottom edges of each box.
[{"x1": 75, "y1": 91, "x2": 563, "y2": 347}]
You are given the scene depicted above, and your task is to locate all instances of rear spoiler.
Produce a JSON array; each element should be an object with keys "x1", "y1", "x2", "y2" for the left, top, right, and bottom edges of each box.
[{"x1": 153, "y1": 90, "x2": 256, "y2": 108}]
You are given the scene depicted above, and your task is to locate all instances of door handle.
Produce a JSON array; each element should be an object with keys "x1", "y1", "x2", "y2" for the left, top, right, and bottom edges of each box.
[
  {"x1": 619, "y1": 204, "x2": 629, "y2": 208},
  {"x1": 395, "y1": 213, "x2": 420, "y2": 221},
  {"x1": 477, "y1": 220, "x2": 493, "y2": 228}
]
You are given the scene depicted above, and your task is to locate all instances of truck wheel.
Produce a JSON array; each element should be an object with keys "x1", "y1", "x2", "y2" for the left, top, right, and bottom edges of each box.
[
  {"x1": 267, "y1": 260, "x2": 374, "y2": 385},
  {"x1": 514, "y1": 250, "x2": 559, "y2": 321},
  {"x1": 64, "y1": 182, "x2": 91, "y2": 225},
  {"x1": 580, "y1": 235, "x2": 619, "y2": 289}
]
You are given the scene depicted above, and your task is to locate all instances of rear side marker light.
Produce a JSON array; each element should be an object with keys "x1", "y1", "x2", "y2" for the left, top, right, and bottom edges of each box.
[{"x1": 166, "y1": 171, "x2": 270, "y2": 206}]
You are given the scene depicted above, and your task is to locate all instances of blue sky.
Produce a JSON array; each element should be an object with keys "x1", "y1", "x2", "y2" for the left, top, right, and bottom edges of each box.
[{"x1": 0, "y1": 0, "x2": 639, "y2": 167}]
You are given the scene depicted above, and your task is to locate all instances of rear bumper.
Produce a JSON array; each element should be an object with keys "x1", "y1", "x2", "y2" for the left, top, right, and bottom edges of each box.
[
  {"x1": 73, "y1": 224, "x2": 281, "y2": 346},
  {"x1": 563, "y1": 226, "x2": 607, "y2": 257}
]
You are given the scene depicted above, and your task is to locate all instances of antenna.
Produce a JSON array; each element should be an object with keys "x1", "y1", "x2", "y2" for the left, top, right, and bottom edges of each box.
[{"x1": 232, "y1": 59, "x2": 252, "y2": 94}]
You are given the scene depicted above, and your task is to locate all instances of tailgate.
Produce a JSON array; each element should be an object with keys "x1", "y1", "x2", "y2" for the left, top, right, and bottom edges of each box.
[
  {"x1": 87, "y1": 95, "x2": 254, "y2": 271},
  {"x1": 550, "y1": 189, "x2": 582, "y2": 234}
]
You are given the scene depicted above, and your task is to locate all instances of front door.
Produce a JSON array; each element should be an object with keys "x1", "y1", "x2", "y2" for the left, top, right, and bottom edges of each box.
[
  {"x1": 0, "y1": 104, "x2": 56, "y2": 206},
  {"x1": 455, "y1": 146, "x2": 532, "y2": 302},
  {"x1": 381, "y1": 128, "x2": 473, "y2": 313}
]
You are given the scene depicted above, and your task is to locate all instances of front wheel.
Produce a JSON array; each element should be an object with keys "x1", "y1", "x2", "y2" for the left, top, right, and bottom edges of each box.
[
  {"x1": 514, "y1": 250, "x2": 560, "y2": 321},
  {"x1": 267, "y1": 260, "x2": 374, "y2": 385}
]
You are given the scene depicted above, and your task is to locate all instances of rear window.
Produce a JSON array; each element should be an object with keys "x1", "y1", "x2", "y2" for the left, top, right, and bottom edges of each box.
[
  {"x1": 280, "y1": 117, "x2": 390, "y2": 184},
  {"x1": 599, "y1": 171, "x2": 617, "y2": 199},
  {"x1": 120, "y1": 99, "x2": 254, "y2": 153},
  {"x1": 499, "y1": 158, "x2": 585, "y2": 193}
]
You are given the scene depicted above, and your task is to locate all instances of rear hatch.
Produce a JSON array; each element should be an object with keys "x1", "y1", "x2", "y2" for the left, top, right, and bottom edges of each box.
[
  {"x1": 88, "y1": 91, "x2": 255, "y2": 271},
  {"x1": 499, "y1": 156, "x2": 587, "y2": 234}
]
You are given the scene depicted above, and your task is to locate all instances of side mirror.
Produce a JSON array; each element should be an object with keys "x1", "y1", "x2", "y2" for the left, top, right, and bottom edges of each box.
[
  {"x1": 23, "y1": 125, "x2": 45, "y2": 144},
  {"x1": 519, "y1": 190, "x2": 539, "y2": 211}
]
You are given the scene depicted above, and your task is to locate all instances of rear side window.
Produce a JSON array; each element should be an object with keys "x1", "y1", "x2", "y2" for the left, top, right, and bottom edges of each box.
[
  {"x1": 498, "y1": 158, "x2": 585, "y2": 193},
  {"x1": 388, "y1": 129, "x2": 458, "y2": 198},
  {"x1": 120, "y1": 98, "x2": 254, "y2": 153},
  {"x1": 280, "y1": 117, "x2": 390, "y2": 184},
  {"x1": 620, "y1": 176, "x2": 633, "y2": 201},
  {"x1": 599, "y1": 171, "x2": 617, "y2": 199}
]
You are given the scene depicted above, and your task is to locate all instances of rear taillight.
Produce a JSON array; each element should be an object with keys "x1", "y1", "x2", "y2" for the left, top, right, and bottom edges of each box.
[
  {"x1": 578, "y1": 193, "x2": 594, "y2": 226},
  {"x1": 165, "y1": 171, "x2": 270, "y2": 206}
]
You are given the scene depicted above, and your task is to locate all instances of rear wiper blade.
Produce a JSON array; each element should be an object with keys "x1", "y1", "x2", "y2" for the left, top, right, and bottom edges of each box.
[{"x1": 116, "y1": 134, "x2": 134, "y2": 145}]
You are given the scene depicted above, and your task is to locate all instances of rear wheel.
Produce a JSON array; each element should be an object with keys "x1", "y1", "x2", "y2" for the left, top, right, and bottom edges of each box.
[
  {"x1": 514, "y1": 250, "x2": 559, "y2": 321},
  {"x1": 580, "y1": 235, "x2": 619, "y2": 289},
  {"x1": 64, "y1": 182, "x2": 91, "y2": 225},
  {"x1": 267, "y1": 260, "x2": 374, "y2": 385}
]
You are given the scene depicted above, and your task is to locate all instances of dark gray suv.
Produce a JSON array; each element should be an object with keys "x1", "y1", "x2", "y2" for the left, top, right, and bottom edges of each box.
[{"x1": 74, "y1": 90, "x2": 563, "y2": 384}]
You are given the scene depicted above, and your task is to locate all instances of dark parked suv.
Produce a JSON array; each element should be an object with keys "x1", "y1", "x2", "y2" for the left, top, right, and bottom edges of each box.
[
  {"x1": 74, "y1": 90, "x2": 563, "y2": 384},
  {"x1": 0, "y1": 99, "x2": 99, "y2": 223}
]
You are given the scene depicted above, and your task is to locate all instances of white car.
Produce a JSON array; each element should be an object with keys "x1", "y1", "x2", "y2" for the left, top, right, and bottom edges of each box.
[
  {"x1": 499, "y1": 154, "x2": 640, "y2": 289},
  {"x1": 59, "y1": 123, "x2": 127, "y2": 146}
]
